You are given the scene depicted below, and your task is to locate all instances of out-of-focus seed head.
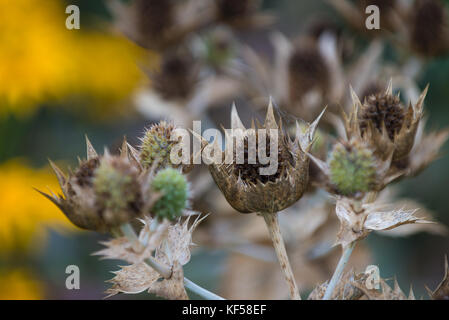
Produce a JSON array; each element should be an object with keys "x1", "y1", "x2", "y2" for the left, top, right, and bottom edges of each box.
[
  {"x1": 139, "y1": 121, "x2": 180, "y2": 171},
  {"x1": 217, "y1": 0, "x2": 258, "y2": 22},
  {"x1": 151, "y1": 168, "x2": 188, "y2": 221},
  {"x1": 288, "y1": 45, "x2": 329, "y2": 104},
  {"x1": 410, "y1": 0, "x2": 449, "y2": 57},
  {"x1": 135, "y1": 0, "x2": 173, "y2": 45},
  {"x1": 153, "y1": 52, "x2": 197, "y2": 100},
  {"x1": 328, "y1": 141, "x2": 377, "y2": 196}
]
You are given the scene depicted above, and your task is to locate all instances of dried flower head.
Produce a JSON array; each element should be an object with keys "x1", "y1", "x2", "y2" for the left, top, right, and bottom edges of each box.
[
  {"x1": 152, "y1": 52, "x2": 198, "y2": 100},
  {"x1": 288, "y1": 44, "x2": 329, "y2": 105},
  {"x1": 216, "y1": 0, "x2": 258, "y2": 23},
  {"x1": 410, "y1": 0, "x2": 449, "y2": 57},
  {"x1": 204, "y1": 100, "x2": 325, "y2": 214},
  {"x1": 151, "y1": 168, "x2": 188, "y2": 221},
  {"x1": 344, "y1": 82, "x2": 427, "y2": 166},
  {"x1": 139, "y1": 121, "x2": 181, "y2": 171},
  {"x1": 39, "y1": 138, "x2": 159, "y2": 232}
]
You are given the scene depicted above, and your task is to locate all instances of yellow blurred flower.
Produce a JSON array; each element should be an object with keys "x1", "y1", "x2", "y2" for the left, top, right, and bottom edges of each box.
[
  {"x1": 0, "y1": 0, "x2": 150, "y2": 116},
  {"x1": 0, "y1": 160, "x2": 77, "y2": 253},
  {"x1": 0, "y1": 270, "x2": 43, "y2": 300}
]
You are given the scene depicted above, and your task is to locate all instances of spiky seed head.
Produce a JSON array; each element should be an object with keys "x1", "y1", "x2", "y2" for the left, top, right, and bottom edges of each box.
[
  {"x1": 93, "y1": 156, "x2": 141, "y2": 227},
  {"x1": 359, "y1": 92, "x2": 405, "y2": 141},
  {"x1": 411, "y1": 0, "x2": 448, "y2": 57},
  {"x1": 151, "y1": 168, "x2": 188, "y2": 221},
  {"x1": 328, "y1": 141, "x2": 377, "y2": 196},
  {"x1": 207, "y1": 101, "x2": 325, "y2": 214},
  {"x1": 153, "y1": 53, "x2": 197, "y2": 100},
  {"x1": 288, "y1": 45, "x2": 329, "y2": 104},
  {"x1": 140, "y1": 121, "x2": 180, "y2": 171}
]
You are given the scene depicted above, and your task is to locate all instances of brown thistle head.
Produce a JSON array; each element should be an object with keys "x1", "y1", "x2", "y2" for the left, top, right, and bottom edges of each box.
[
  {"x1": 288, "y1": 44, "x2": 330, "y2": 105},
  {"x1": 205, "y1": 100, "x2": 325, "y2": 214},
  {"x1": 135, "y1": 0, "x2": 174, "y2": 44},
  {"x1": 216, "y1": 0, "x2": 259, "y2": 23},
  {"x1": 152, "y1": 52, "x2": 198, "y2": 100},
  {"x1": 343, "y1": 81, "x2": 428, "y2": 166},
  {"x1": 410, "y1": 0, "x2": 449, "y2": 57},
  {"x1": 38, "y1": 138, "x2": 160, "y2": 232}
]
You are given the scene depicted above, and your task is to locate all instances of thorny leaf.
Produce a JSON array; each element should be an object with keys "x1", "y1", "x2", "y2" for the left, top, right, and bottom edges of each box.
[
  {"x1": 148, "y1": 261, "x2": 188, "y2": 300},
  {"x1": 335, "y1": 198, "x2": 430, "y2": 247},
  {"x1": 105, "y1": 262, "x2": 160, "y2": 298},
  {"x1": 426, "y1": 256, "x2": 449, "y2": 300}
]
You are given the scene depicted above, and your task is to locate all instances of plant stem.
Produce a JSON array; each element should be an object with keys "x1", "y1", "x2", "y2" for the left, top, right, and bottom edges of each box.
[
  {"x1": 119, "y1": 223, "x2": 225, "y2": 300},
  {"x1": 261, "y1": 212, "x2": 301, "y2": 300},
  {"x1": 323, "y1": 241, "x2": 356, "y2": 300},
  {"x1": 184, "y1": 278, "x2": 225, "y2": 300}
]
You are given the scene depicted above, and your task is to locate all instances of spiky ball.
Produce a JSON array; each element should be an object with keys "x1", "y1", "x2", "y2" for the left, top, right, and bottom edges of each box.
[
  {"x1": 359, "y1": 93, "x2": 405, "y2": 141},
  {"x1": 328, "y1": 142, "x2": 377, "y2": 196},
  {"x1": 140, "y1": 121, "x2": 180, "y2": 171},
  {"x1": 93, "y1": 157, "x2": 141, "y2": 223},
  {"x1": 151, "y1": 168, "x2": 188, "y2": 221}
]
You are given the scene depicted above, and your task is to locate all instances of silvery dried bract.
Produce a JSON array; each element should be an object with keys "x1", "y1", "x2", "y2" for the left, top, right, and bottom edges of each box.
[
  {"x1": 204, "y1": 100, "x2": 325, "y2": 214},
  {"x1": 334, "y1": 198, "x2": 430, "y2": 248},
  {"x1": 102, "y1": 215, "x2": 205, "y2": 299},
  {"x1": 339, "y1": 81, "x2": 448, "y2": 177},
  {"x1": 39, "y1": 137, "x2": 160, "y2": 233},
  {"x1": 309, "y1": 267, "x2": 416, "y2": 300}
]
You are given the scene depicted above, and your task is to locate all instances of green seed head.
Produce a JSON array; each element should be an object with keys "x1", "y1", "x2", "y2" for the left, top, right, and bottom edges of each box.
[
  {"x1": 93, "y1": 157, "x2": 140, "y2": 215},
  {"x1": 151, "y1": 168, "x2": 188, "y2": 221},
  {"x1": 140, "y1": 121, "x2": 179, "y2": 171},
  {"x1": 328, "y1": 141, "x2": 377, "y2": 196}
]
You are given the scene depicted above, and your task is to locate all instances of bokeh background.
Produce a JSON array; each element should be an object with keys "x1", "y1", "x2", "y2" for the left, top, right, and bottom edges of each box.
[{"x1": 0, "y1": 0, "x2": 448, "y2": 299}]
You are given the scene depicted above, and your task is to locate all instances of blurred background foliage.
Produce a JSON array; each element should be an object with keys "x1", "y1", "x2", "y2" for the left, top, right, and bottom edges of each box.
[{"x1": 0, "y1": 0, "x2": 448, "y2": 299}]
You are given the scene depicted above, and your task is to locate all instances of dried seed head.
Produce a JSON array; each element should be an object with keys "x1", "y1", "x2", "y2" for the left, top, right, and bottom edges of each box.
[
  {"x1": 151, "y1": 168, "x2": 188, "y2": 221},
  {"x1": 288, "y1": 45, "x2": 329, "y2": 103},
  {"x1": 328, "y1": 141, "x2": 377, "y2": 196},
  {"x1": 217, "y1": 0, "x2": 258, "y2": 22},
  {"x1": 153, "y1": 53, "x2": 197, "y2": 100},
  {"x1": 359, "y1": 92, "x2": 405, "y2": 141},
  {"x1": 140, "y1": 121, "x2": 180, "y2": 171},
  {"x1": 410, "y1": 0, "x2": 448, "y2": 57},
  {"x1": 233, "y1": 134, "x2": 293, "y2": 184},
  {"x1": 40, "y1": 137, "x2": 148, "y2": 233},
  {"x1": 93, "y1": 156, "x2": 141, "y2": 225},
  {"x1": 207, "y1": 101, "x2": 325, "y2": 214},
  {"x1": 135, "y1": 0, "x2": 173, "y2": 43}
]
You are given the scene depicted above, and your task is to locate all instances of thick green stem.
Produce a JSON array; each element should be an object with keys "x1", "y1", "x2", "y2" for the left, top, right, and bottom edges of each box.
[
  {"x1": 119, "y1": 223, "x2": 224, "y2": 300},
  {"x1": 262, "y1": 212, "x2": 301, "y2": 300},
  {"x1": 323, "y1": 241, "x2": 356, "y2": 300}
]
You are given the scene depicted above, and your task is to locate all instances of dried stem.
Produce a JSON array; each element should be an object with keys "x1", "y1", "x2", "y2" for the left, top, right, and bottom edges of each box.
[
  {"x1": 322, "y1": 241, "x2": 356, "y2": 300},
  {"x1": 119, "y1": 223, "x2": 225, "y2": 300},
  {"x1": 261, "y1": 212, "x2": 301, "y2": 300}
]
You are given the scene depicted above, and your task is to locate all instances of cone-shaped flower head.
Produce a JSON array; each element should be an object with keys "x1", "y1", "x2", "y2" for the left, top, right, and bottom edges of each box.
[
  {"x1": 205, "y1": 100, "x2": 325, "y2": 213},
  {"x1": 39, "y1": 138, "x2": 154, "y2": 232},
  {"x1": 139, "y1": 121, "x2": 181, "y2": 171},
  {"x1": 328, "y1": 140, "x2": 377, "y2": 196},
  {"x1": 344, "y1": 81, "x2": 428, "y2": 167},
  {"x1": 151, "y1": 168, "x2": 188, "y2": 221}
]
